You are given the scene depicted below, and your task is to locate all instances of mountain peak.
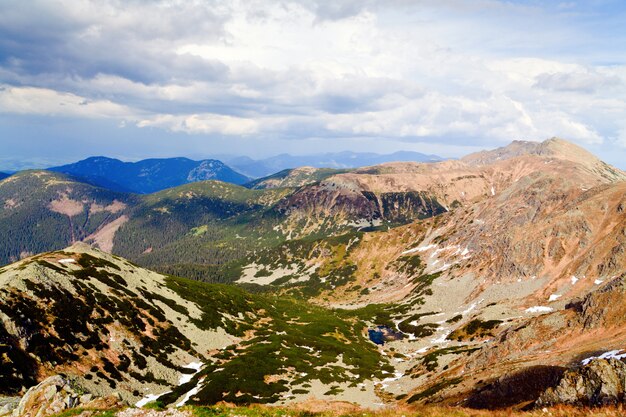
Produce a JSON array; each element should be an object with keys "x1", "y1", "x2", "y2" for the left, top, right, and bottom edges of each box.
[
  {"x1": 535, "y1": 136, "x2": 597, "y2": 162},
  {"x1": 49, "y1": 157, "x2": 250, "y2": 193},
  {"x1": 464, "y1": 137, "x2": 593, "y2": 165}
]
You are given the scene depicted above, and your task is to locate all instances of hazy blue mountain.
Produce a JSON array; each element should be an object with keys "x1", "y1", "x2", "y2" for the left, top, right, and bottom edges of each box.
[
  {"x1": 0, "y1": 172, "x2": 9, "y2": 180},
  {"x1": 49, "y1": 157, "x2": 250, "y2": 193},
  {"x1": 226, "y1": 150, "x2": 444, "y2": 178}
]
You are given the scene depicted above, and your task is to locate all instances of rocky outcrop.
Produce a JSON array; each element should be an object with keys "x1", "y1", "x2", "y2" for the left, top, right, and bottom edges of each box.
[
  {"x1": 276, "y1": 182, "x2": 446, "y2": 227},
  {"x1": 466, "y1": 365, "x2": 565, "y2": 410},
  {"x1": 0, "y1": 398, "x2": 19, "y2": 417},
  {"x1": 10, "y1": 375, "x2": 123, "y2": 417},
  {"x1": 537, "y1": 358, "x2": 626, "y2": 407}
]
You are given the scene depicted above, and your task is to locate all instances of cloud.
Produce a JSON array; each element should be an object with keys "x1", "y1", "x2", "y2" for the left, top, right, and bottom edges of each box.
[
  {"x1": 0, "y1": 84, "x2": 137, "y2": 119},
  {"x1": 0, "y1": 0, "x2": 228, "y2": 84},
  {"x1": 534, "y1": 70, "x2": 621, "y2": 93},
  {"x1": 0, "y1": 0, "x2": 625, "y2": 161},
  {"x1": 137, "y1": 113, "x2": 260, "y2": 135}
]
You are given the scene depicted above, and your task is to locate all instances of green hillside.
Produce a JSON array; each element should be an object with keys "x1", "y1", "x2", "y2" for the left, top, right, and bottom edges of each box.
[{"x1": 0, "y1": 171, "x2": 133, "y2": 265}]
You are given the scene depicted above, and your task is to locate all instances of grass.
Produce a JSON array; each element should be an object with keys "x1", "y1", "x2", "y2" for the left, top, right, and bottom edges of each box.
[
  {"x1": 415, "y1": 346, "x2": 480, "y2": 373},
  {"x1": 48, "y1": 404, "x2": 626, "y2": 417},
  {"x1": 162, "y1": 274, "x2": 394, "y2": 405},
  {"x1": 48, "y1": 409, "x2": 119, "y2": 417},
  {"x1": 447, "y1": 319, "x2": 503, "y2": 342}
]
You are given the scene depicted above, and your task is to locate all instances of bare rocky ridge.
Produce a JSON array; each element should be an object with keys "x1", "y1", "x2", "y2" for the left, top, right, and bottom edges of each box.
[
  {"x1": 232, "y1": 138, "x2": 626, "y2": 409},
  {"x1": 243, "y1": 138, "x2": 626, "y2": 308}
]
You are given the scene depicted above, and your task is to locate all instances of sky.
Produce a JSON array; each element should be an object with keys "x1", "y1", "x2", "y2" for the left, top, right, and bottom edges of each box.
[{"x1": 1, "y1": 0, "x2": 626, "y2": 170}]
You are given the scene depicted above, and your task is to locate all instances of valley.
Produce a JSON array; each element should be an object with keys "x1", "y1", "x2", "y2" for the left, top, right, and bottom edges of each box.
[{"x1": 2, "y1": 138, "x2": 626, "y2": 414}]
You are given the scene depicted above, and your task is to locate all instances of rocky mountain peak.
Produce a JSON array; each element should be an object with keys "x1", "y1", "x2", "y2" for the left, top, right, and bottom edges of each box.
[
  {"x1": 536, "y1": 137, "x2": 600, "y2": 164},
  {"x1": 464, "y1": 137, "x2": 593, "y2": 165},
  {"x1": 462, "y1": 137, "x2": 625, "y2": 183}
]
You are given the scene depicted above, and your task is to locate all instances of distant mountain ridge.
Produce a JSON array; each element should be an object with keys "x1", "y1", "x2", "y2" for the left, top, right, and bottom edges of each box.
[
  {"x1": 49, "y1": 156, "x2": 250, "y2": 194},
  {"x1": 226, "y1": 150, "x2": 444, "y2": 178}
]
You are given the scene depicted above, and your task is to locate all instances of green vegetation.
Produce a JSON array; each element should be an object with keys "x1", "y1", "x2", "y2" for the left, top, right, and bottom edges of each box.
[
  {"x1": 161, "y1": 274, "x2": 393, "y2": 405},
  {"x1": 394, "y1": 255, "x2": 424, "y2": 276},
  {"x1": 244, "y1": 230, "x2": 363, "y2": 299},
  {"x1": 48, "y1": 409, "x2": 118, "y2": 417},
  {"x1": 246, "y1": 167, "x2": 349, "y2": 190},
  {"x1": 112, "y1": 181, "x2": 291, "y2": 283},
  {"x1": 2, "y1": 250, "x2": 393, "y2": 401},
  {"x1": 447, "y1": 319, "x2": 503, "y2": 342},
  {"x1": 398, "y1": 321, "x2": 439, "y2": 339},
  {"x1": 415, "y1": 346, "x2": 480, "y2": 373},
  {"x1": 0, "y1": 252, "x2": 200, "y2": 393},
  {"x1": 446, "y1": 315, "x2": 463, "y2": 324},
  {"x1": 339, "y1": 303, "x2": 402, "y2": 328},
  {"x1": 0, "y1": 170, "x2": 133, "y2": 266}
]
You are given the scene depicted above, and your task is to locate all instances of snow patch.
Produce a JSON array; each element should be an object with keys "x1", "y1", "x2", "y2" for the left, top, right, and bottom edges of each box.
[
  {"x1": 136, "y1": 361, "x2": 203, "y2": 408},
  {"x1": 461, "y1": 299, "x2": 483, "y2": 315},
  {"x1": 525, "y1": 306, "x2": 554, "y2": 314},
  {"x1": 178, "y1": 361, "x2": 203, "y2": 385},
  {"x1": 345, "y1": 218, "x2": 383, "y2": 229},
  {"x1": 595, "y1": 279, "x2": 604, "y2": 285},
  {"x1": 402, "y1": 243, "x2": 437, "y2": 255},
  {"x1": 136, "y1": 392, "x2": 171, "y2": 408},
  {"x1": 571, "y1": 276, "x2": 579, "y2": 285},
  {"x1": 58, "y1": 259, "x2": 75, "y2": 264},
  {"x1": 176, "y1": 379, "x2": 203, "y2": 407},
  {"x1": 582, "y1": 350, "x2": 626, "y2": 365},
  {"x1": 378, "y1": 371, "x2": 404, "y2": 389},
  {"x1": 431, "y1": 328, "x2": 451, "y2": 345},
  {"x1": 548, "y1": 294, "x2": 561, "y2": 302}
]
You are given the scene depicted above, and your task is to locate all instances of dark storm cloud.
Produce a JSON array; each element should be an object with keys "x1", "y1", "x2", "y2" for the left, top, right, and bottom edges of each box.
[{"x1": 0, "y1": 0, "x2": 228, "y2": 84}]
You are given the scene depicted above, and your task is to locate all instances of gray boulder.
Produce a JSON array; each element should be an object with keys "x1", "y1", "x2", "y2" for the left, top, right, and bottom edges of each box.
[
  {"x1": 11, "y1": 375, "x2": 123, "y2": 417},
  {"x1": 537, "y1": 358, "x2": 626, "y2": 407}
]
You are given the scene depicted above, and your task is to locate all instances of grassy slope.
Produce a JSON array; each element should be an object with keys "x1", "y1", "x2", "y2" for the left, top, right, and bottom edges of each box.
[
  {"x1": 245, "y1": 168, "x2": 349, "y2": 189},
  {"x1": 0, "y1": 247, "x2": 392, "y2": 403},
  {"x1": 112, "y1": 181, "x2": 292, "y2": 281},
  {"x1": 162, "y1": 275, "x2": 393, "y2": 405},
  {"x1": 0, "y1": 171, "x2": 132, "y2": 265}
]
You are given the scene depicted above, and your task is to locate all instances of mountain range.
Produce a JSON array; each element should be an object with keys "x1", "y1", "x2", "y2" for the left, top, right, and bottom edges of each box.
[
  {"x1": 31, "y1": 150, "x2": 445, "y2": 195},
  {"x1": 224, "y1": 150, "x2": 444, "y2": 178},
  {"x1": 2, "y1": 137, "x2": 626, "y2": 413},
  {"x1": 49, "y1": 157, "x2": 251, "y2": 194}
]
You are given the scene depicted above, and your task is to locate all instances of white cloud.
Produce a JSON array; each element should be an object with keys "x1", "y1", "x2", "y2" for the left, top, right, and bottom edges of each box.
[
  {"x1": 534, "y1": 70, "x2": 621, "y2": 93},
  {"x1": 0, "y1": 85, "x2": 136, "y2": 119},
  {"x1": 1, "y1": 0, "x2": 625, "y2": 156},
  {"x1": 137, "y1": 114, "x2": 260, "y2": 135}
]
